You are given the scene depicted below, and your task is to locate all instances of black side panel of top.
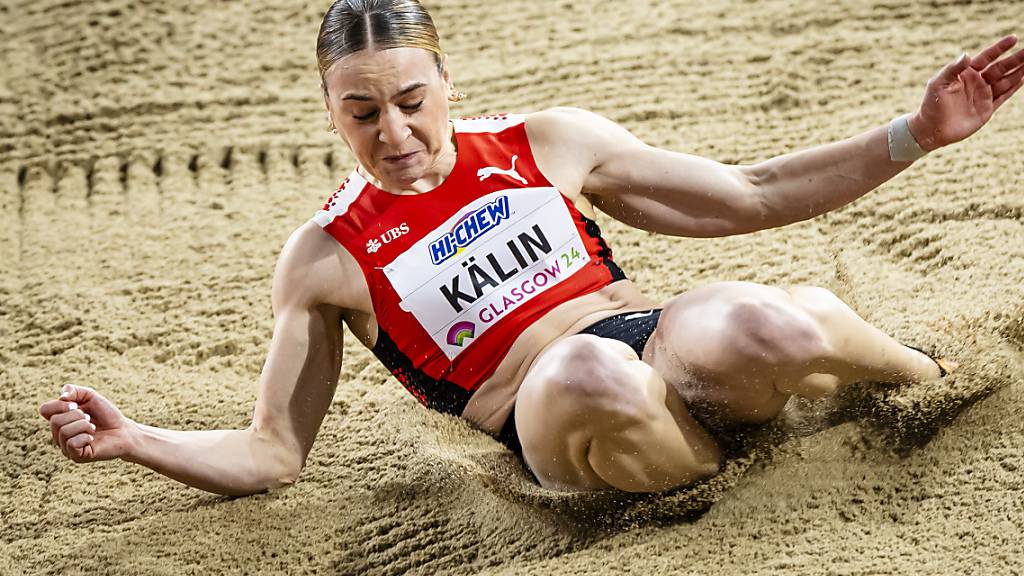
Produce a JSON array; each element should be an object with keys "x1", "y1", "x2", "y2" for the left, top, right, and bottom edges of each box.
[
  {"x1": 371, "y1": 325, "x2": 472, "y2": 416},
  {"x1": 580, "y1": 212, "x2": 627, "y2": 282}
]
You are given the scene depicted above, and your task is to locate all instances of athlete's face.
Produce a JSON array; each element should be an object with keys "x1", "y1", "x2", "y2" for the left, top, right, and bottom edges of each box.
[{"x1": 322, "y1": 47, "x2": 455, "y2": 192}]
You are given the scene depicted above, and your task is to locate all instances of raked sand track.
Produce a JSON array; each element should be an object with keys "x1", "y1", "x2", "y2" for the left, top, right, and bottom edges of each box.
[{"x1": 1, "y1": 0, "x2": 1023, "y2": 574}]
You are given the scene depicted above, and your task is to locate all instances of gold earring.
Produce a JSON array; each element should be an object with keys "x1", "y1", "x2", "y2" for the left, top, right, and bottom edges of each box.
[{"x1": 449, "y1": 89, "x2": 466, "y2": 102}]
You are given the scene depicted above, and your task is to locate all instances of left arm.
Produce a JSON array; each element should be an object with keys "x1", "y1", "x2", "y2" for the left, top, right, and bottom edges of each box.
[
  {"x1": 742, "y1": 122, "x2": 911, "y2": 232},
  {"x1": 577, "y1": 114, "x2": 908, "y2": 237},
  {"x1": 577, "y1": 35, "x2": 1023, "y2": 237}
]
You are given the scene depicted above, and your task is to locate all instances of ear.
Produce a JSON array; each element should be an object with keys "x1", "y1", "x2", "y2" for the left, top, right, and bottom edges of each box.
[{"x1": 440, "y1": 53, "x2": 453, "y2": 90}]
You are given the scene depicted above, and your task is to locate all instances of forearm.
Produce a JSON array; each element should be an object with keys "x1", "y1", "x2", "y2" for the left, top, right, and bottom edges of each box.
[
  {"x1": 121, "y1": 421, "x2": 297, "y2": 497},
  {"x1": 748, "y1": 117, "x2": 923, "y2": 229}
]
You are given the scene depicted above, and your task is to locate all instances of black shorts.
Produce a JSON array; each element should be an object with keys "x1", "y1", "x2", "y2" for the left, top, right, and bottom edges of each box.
[{"x1": 496, "y1": 308, "x2": 663, "y2": 462}]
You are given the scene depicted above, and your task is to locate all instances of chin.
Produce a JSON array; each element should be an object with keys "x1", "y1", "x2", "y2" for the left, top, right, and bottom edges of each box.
[{"x1": 378, "y1": 164, "x2": 427, "y2": 186}]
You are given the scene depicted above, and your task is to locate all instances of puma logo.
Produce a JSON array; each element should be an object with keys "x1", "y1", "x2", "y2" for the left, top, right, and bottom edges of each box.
[{"x1": 477, "y1": 155, "x2": 528, "y2": 185}]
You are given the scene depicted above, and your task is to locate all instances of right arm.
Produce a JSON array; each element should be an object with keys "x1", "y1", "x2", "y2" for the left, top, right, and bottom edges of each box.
[{"x1": 40, "y1": 223, "x2": 353, "y2": 496}]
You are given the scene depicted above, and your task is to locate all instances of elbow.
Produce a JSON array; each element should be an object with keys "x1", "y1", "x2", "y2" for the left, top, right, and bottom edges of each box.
[
  {"x1": 254, "y1": 445, "x2": 305, "y2": 492},
  {"x1": 737, "y1": 164, "x2": 774, "y2": 232},
  {"x1": 221, "y1": 463, "x2": 301, "y2": 496},
  {"x1": 269, "y1": 474, "x2": 301, "y2": 491},
  {"x1": 247, "y1": 425, "x2": 306, "y2": 491},
  {"x1": 266, "y1": 451, "x2": 305, "y2": 490},
  {"x1": 262, "y1": 463, "x2": 302, "y2": 491},
  {"x1": 279, "y1": 462, "x2": 303, "y2": 487}
]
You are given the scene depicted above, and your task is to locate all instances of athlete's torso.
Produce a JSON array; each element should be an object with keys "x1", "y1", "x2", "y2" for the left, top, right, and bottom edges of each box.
[{"x1": 311, "y1": 113, "x2": 659, "y2": 433}]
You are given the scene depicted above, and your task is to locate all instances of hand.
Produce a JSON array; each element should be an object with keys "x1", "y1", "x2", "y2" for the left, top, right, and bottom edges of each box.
[
  {"x1": 908, "y1": 34, "x2": 1024, "y2": 151},
  {"x1": 38, "y1": 384, "x2": 138, "y2": 463}
]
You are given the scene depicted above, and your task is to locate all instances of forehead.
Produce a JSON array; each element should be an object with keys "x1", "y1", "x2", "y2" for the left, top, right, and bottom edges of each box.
[{"x1": 324, "y1": 47, "x2": 439, "y2": 98}]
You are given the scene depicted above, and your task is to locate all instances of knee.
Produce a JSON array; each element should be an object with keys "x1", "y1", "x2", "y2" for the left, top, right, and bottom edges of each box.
[
  {"x1": 525, "y1": 335, "x2": 657, "y2": 422},
  {"x1": 785, "y1": 285, "x2": 849, "y2": 324},
  {"x1": 725, "y1": 298, "x2": 832, "y2": 367}
]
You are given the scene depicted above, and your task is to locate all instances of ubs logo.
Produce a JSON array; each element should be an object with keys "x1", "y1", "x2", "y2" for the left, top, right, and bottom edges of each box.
[{"x1": 366, "y1": 222, "x2": 410, "y2": 254}]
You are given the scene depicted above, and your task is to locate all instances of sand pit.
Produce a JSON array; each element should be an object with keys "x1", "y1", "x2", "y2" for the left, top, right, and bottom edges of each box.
[{"x1": 2, "y1": 0, "x2": 1023, "y2": 573}]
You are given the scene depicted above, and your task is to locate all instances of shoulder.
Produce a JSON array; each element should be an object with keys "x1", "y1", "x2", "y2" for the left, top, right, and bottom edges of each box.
[
  {"x1": 524, "y1": 107, "x2": 641, "y2": 159},
  {"x1": 524, "y1": 107, "x2": 597, "y2": 140},
  {"x1": 524, "y1": 106, "x2": 597, "y2": 123},
  {"x1": 520, "y1": 107, "x2": 643, "y2": 185},
  {"x1": 452, "y1": 108, "x2": 621, "y2": 145},
  {"x1": 524, "y1": 107, "x2": 630, "y2": 139},
  {"x1": 272, "y1": 221, "x2": 357, "y2": 312}
]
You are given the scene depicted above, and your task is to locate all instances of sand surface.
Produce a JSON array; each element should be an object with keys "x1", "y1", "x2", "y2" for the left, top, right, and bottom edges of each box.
[{"x1": 2, "y1": 0, "x2": 1023, "y2": 574}]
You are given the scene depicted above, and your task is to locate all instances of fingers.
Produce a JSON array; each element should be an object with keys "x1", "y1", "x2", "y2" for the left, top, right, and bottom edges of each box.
[
  {"x1": 40, "y1": 384, "x2": 94, "y2": 445},
  {"x1": 58, "y1": 418, "x2": 97, "y2": 462},
  {"x1": 39, "y1": 384, "x2": 96, "y2": 418},
  {"x1": 66, "y1": 432, "x2": 94, "y2": 453},
  {"x1": 40, "y1": 399, "x2": 82, "y2": 420},
  {"x1": 993, "y1": 61, "x2": 1024, "y2": 94},
  {"x1": 937, "y1": 52, "x2": 973, "y2": 84},
  {"x1": 994, "y1": 71, "x2": 1024, "y2": 110},
  {"x1": 982, "y1": 47, "x2": 1024, "y2": 83},
  {"x1": 59, "y1": 384, "x2": 96, "y2": 404},
  {"x1": 39, "y1": 385, "x2": 100, "y2": 462},
  {"x1": 50, "y1": 407, "x2": 91, "y2": 431},
  {"x1": 58, "y1": 418, "x2": 96, "y2": 446},
  {"x1": 50, "y1": 407, "x2": 95, "y2": 447},
  {"x1": 969, "y1": 34, "x2": 1018, "y2": 71},
  {"x1": 58, "y1": 420, "x2": 96, "y2": 463},
  {"x1": 63, "y1": 430, "x2": 95, "y2": 462}
]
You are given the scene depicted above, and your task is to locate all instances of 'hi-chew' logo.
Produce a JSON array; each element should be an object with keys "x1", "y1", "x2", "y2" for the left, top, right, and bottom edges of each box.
[
  {"x1": 429, "y1": 196, "x2": 510, "y2": 265},
  {"x1": 446, "y1": 321, "x2": 476, "y2": 347}
]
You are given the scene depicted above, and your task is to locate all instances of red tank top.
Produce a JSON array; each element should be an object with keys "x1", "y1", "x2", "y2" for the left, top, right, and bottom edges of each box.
[{"x1": 312, "y1": 114, "x2": 625, "y2": 415}]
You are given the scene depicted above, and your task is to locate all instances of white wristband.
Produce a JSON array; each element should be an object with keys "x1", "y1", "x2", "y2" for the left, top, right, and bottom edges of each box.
[{"x1": 887, "y1": 114, "x2": 928, "y2": 162}]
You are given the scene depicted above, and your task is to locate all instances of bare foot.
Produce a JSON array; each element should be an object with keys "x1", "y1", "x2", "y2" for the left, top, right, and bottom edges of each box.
[
  {"x1": 934, "y1": 357, "x2": 959, "y2": 377},
  {"x1": 904, "y1": 345, "x2": 958, "y2": 379}
]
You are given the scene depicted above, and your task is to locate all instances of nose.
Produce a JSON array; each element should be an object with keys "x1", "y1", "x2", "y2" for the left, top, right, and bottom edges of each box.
[{"x1": 378, "y1": 109, "x2": 411, "y2": 147}]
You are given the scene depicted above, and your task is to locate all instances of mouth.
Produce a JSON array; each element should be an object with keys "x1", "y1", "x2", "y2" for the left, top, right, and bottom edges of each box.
[{"x1": 383, "y1": 151, "x2": 419, "y2": 163}]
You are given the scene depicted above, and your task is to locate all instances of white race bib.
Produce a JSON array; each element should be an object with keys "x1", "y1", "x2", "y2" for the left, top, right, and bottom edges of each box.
[{"x1": 383, "y1": 187, "x2": 590, "y2": 360}]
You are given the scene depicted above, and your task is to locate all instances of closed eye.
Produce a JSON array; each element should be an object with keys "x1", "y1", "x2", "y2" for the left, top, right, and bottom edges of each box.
[
  {"x1": 353, "y1": 100, "x2": 424, "y2": 122},
  {"x1": 401, "y1": 100, "x2": 424, "y2": 112}
]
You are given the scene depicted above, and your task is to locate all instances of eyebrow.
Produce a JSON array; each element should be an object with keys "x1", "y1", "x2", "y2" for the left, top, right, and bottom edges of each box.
[{"x1": 341, "y1": 82, "x2": 427, "y2": 102}]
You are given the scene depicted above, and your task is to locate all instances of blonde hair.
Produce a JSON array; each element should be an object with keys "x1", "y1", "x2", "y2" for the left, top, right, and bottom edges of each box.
[{"x1": 317, "y1": 0, "x2": 443, "y2": 92}]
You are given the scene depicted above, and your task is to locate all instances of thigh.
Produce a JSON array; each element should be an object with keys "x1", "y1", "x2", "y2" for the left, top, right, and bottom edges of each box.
[
  {"x1": 644, "y1": 281, "x2": 828, "y2": 425},
  {"x1": 514, "y1": 333, "x2": 720, "y2": 492}
]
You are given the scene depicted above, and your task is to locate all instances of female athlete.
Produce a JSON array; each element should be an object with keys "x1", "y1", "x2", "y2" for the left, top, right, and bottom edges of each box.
[{"x1": 39, "y1": 0, "x2": 1023, "y2": 494}]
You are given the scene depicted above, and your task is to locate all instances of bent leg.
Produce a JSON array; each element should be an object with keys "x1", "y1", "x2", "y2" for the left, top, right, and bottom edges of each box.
[
  {"x1": 648, "y1": 281, "x2": 954, "y2": 428},
  {"x1": 647, "y1": 281, "x2": 827, "y2": 424},
  {"x1": 782, "y1": 285, "x2": 949, "y2": 396},
  {"x1": 514, "y1": 282, "x2": 951, "y2": 491},
  {"x1": 514, "y1": 334, "x2": 722, "y2": 493}
]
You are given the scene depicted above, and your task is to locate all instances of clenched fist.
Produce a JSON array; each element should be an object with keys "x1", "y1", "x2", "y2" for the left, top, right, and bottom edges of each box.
[{"x1": 39, "y1": 385, "x2": 137, "y2": 463}]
